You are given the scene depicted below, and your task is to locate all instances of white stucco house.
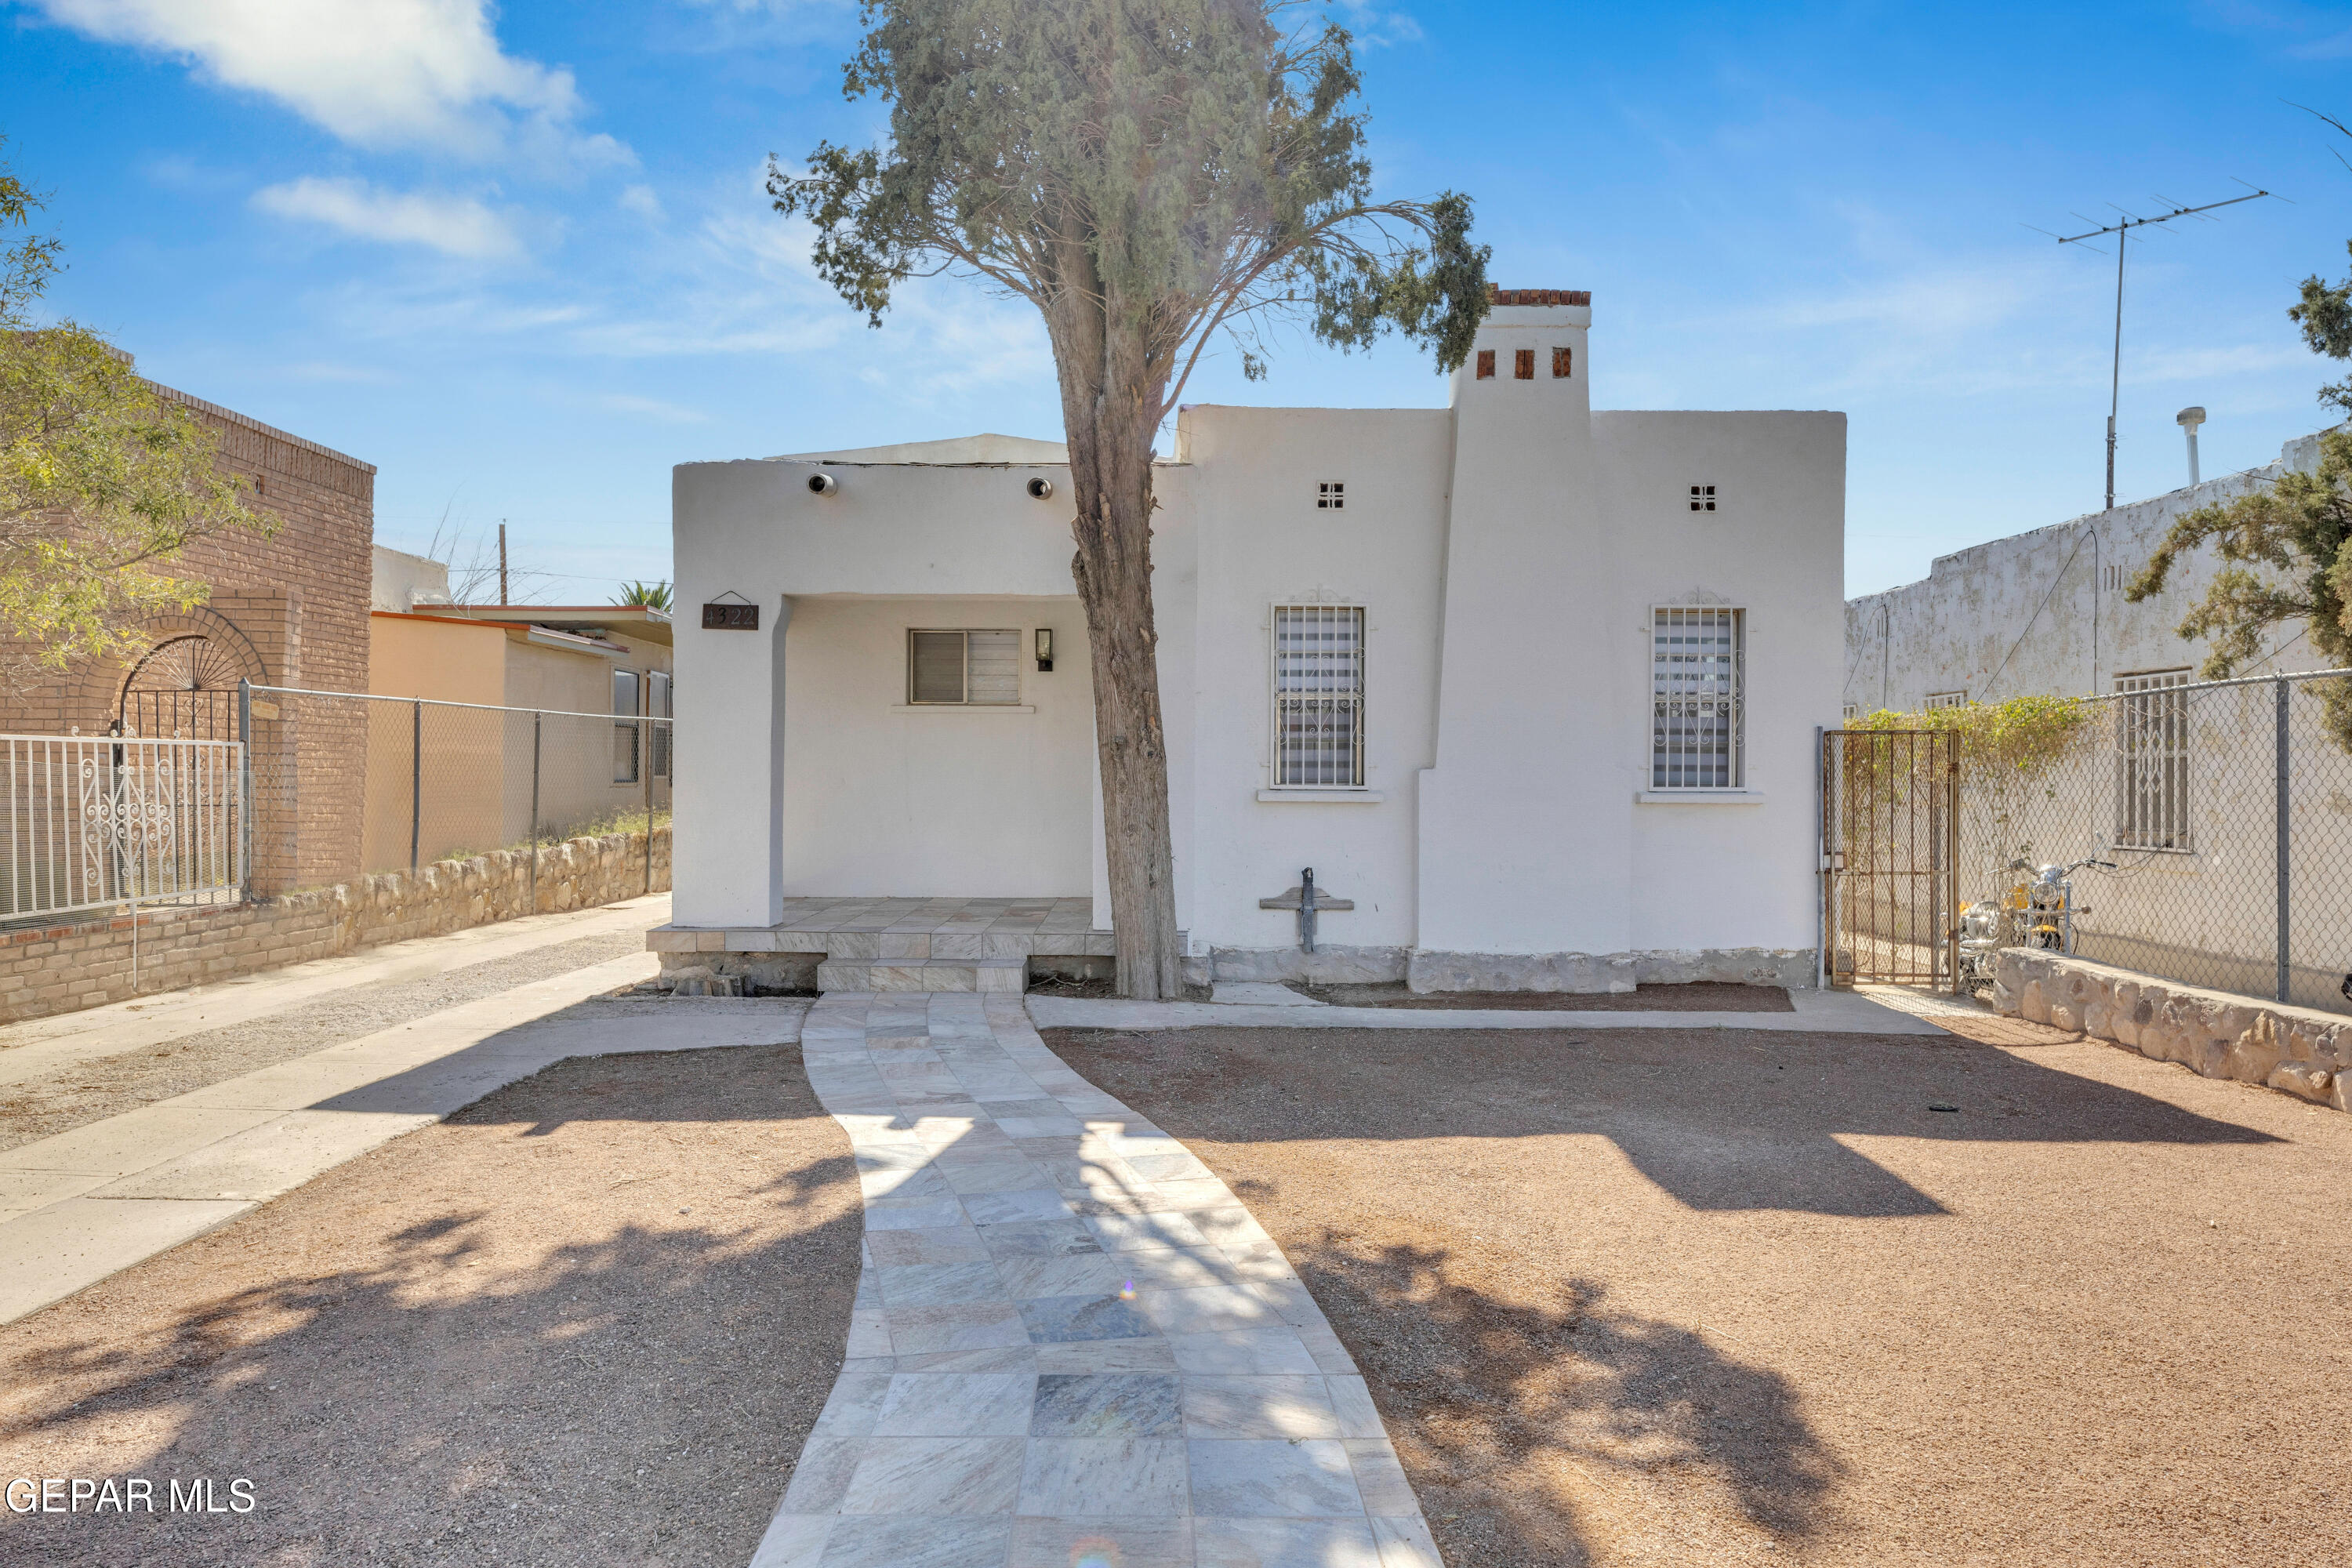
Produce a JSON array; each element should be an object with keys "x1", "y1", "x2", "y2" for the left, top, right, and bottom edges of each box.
[{"x1": 655, "y1": 289, "x2": 1846, "y2": 993}]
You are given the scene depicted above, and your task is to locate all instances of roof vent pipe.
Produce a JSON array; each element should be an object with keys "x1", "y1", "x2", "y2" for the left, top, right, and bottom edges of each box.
[
  {"x1": 2176, "y1": 407, "x2": 2205, "y2": 488},
  {"x1": 808, "y1": 472, "x2": 838, "y2": 495}
]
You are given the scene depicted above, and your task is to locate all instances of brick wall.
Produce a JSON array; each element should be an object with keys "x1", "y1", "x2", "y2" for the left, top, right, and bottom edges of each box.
[
  {"x1": 0, "y1": 827, "x2": 668, "y2": 1027},
  {"x1": 0, "y1": 379, "x2": 376, "y2": 894}
]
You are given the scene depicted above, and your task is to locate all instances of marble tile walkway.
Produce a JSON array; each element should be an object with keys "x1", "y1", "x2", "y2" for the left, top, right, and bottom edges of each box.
[{"x1": 754, "y1": 991, "x2": 1441, "y2": 1568}]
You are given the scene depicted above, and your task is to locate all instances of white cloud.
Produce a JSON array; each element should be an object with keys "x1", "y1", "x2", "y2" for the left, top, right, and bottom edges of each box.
[
  {"x1": 618, "y1": 183, "x2": 666, "y2": 223},
  {"x1": 36, "y1": 0, "x2": 630, "y2": 168},
  {"x1": 1330, "y1": 1, "x2": 1423, "y2": 47},
  {"x1": 252, "y1": 176, "x2": 524, "y2": 260},
  {"x1": 279, "y1": 360, "x2": 398, "y2": 383},
  {"x1": 598, "y1": 393, "x2": 707, "y2": 423}
]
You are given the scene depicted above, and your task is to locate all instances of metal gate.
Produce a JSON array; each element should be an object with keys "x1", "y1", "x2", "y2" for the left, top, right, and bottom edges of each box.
[
  {"x1": 118, "y1": 633, "x2": 244, "y2": 739},
  {"x1": 1821, "y1": 728, "x2": 1959, "y2": 991}
]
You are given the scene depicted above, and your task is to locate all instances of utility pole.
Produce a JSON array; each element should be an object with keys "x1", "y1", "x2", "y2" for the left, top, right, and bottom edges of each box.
[
  {"x1": 2043, "y1": 188, "x2": 2271, "y2": 511},
  {"x1": 498, "y1": 521, "x2": 510, "y2": 604}
]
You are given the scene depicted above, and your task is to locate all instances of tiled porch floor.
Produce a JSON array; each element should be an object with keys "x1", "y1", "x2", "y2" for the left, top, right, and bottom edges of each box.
[{"x1": 650, "y1": 898, "x2": 1109, "y2": 960}]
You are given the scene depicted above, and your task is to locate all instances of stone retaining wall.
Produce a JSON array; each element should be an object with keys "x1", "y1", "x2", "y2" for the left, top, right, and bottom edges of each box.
[
  {"x1": 1992, "y1": 949, "x2": 2350, "y2": 1112},
  {"x1": 0, "y1": 828, "x2": 669, "y2": 1025}
]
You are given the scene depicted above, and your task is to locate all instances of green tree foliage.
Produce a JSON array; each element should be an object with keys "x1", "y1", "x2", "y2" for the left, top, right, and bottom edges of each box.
[
  {"x1": 1851, "y1": 695, "x2": 2095, "y2": 886},
  {"x1": 2125, "y1": 430, "x2": 2352, "y2": 748},
  {"x1": 1852, "y1": 693, "x2": 2092, "y2": 778},
  {"x1": 0, "y1": 139, "x2": 263, "y2": 674},
  {"x1": 771, "y1": 0, "x2": 1491, "y2": 996},
  {"x1": 615, "y1": 579, "x2": 674, "y2": 612}
]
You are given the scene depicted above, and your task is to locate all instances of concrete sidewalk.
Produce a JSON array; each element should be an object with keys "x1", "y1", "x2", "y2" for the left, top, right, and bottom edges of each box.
[
  {"x1": 0, "y1": 893, "x2": 675, "y2": 1091},
  {"x1": 0, "y1": 915, "x2": 810, "y2": 1325}
]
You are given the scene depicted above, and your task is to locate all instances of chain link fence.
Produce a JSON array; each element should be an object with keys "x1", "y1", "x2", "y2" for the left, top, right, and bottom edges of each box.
[
  {"x1": 1944, "y1": 668, "x2": 2352, "y2": 1016},
  {"x1": 242, "y1": 685, "x2": 671, "y2": 898}
]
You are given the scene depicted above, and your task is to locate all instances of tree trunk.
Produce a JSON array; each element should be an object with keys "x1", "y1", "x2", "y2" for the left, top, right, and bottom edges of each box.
[
  {"x1": 1070, "y1": 486, "x2": 1182, "y2": 1000},
  {"x1": 1048, "y1": 269, "x2": 1185, "y2": 1000}
]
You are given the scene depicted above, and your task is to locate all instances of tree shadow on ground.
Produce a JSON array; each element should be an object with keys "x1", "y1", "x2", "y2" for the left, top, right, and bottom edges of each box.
[
  {"x1": 1045, "y1": 1022, "x2": 2300, "y2": 1566},
  {"x1": 1047, "y1": 1023, "x2": 2279, "y2": 1218},
  {"x1": 1295, "y1": 1232, "x2": 1842, "y2": 1566},
  {"x1": 0, "y1": 1044, "x2": 860, "y2": 1568}
]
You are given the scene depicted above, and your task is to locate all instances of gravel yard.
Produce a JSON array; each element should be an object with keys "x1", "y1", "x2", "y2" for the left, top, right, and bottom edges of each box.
[
  {"x1": 0, "y1": 930, "x2": 649, "y2": 1153},
  {"x1": 1049, "y1": 1021, "x2": 2352, "y2": 1568},
  {"x1": 0, "y1": 1042, "x2": 858, "y2": 1568}
]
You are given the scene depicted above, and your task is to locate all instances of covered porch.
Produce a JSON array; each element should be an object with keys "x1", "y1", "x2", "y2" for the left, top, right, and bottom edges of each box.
[{"x1": 648, "y1": 895, "x2": 1109, "y2": 993}]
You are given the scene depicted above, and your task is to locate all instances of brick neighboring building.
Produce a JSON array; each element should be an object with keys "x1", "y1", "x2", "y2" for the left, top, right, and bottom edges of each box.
[{"x1": 0, "y1": 379, "x2": 376, "y2": 893}]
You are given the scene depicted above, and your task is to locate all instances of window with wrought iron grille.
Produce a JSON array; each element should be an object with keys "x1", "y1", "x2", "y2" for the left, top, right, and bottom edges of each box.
[
  {"x1": 1651, "y1": 607, "x2": 1743, "y2": 789},
  {"x1": 1272, "y1": 604, "x2": 1365, "y2": 787},
  {"x1": 2114, "y1": 668, "x2": 2192, "y2": 851},
  {"x1": 1317, "y1": 481, "x2": 1345, "y2": 510},
  {"x1": 649, "y1": 670, "x2": 673, "y2": 779},
  {"x1": 1925, "y1": 690, "x2": 1967, "y2": 710},
  {"x1": 908, "y1": 629, "x2": 1022, "y2": 706},
  {"x1": 612, "y1": 669, "x2": 641, "y2": 785},
  {"x1": 1689, "y1": 485, "x2": 1717, "y2": 513}
]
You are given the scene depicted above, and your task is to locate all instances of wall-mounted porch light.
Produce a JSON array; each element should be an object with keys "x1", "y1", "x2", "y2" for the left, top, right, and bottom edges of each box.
[{"x1": 1034, "y1": 627, "x2": 1054, "y2": 672}]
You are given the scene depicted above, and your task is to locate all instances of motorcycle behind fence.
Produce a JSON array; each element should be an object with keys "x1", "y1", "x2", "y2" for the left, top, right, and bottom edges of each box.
[{"x1": 1958, "y1": 855, "x2": 2117, "y2": 995}]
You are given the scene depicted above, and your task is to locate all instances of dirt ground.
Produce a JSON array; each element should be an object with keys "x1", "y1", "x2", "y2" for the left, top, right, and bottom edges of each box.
[
  {"x1": 1288, "y1": 981, "x2": 1795, "y2": 1011},
  {"x1": 0, "y1": 929, "x2": 651, "y2": 1152},
  {"x1": 1048, "y1": 1022, "x2": 2352, "y2": 1568},
  {"x1": 0, "y1": 1043, "x2": 858, "y2": 1568}
]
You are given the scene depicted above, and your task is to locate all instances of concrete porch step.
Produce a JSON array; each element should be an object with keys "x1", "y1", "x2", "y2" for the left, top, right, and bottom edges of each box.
[{"x1": 815, "y1": 956, "x2": 1026, "y2": 994}]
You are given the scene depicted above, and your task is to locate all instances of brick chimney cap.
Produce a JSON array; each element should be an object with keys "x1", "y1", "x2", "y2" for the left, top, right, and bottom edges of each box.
[{"x1": 1488, "y1": 288, "x2": 1591, "y2": 307}]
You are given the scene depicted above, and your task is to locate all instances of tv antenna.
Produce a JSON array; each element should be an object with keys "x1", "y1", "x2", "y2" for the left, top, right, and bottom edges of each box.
[{"x1": 2034, "y1": 185, "x2": 2275, "y2": 510}]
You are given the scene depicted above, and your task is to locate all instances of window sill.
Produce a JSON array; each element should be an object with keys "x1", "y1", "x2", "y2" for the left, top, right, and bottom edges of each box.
[
  {"x1": 1256, "y1": 789, "x2": 1385, "y2": 804},
  {"x1": 889, "y1": 704, "x2": 1036, "y2": 714},
  {"x1": 1635, "y1": 789, "x2": 1766, "y2": 804}
]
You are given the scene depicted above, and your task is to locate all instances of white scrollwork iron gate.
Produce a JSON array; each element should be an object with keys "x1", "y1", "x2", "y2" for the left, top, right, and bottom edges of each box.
[{"x1": 2, "y1": 735, "x2": 244, "y2": 923}]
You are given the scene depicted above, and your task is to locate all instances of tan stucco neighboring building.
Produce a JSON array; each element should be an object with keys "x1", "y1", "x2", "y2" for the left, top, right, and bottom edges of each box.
[{"x1": 362, "y1": 547, "x2": 674, "y2": 869}]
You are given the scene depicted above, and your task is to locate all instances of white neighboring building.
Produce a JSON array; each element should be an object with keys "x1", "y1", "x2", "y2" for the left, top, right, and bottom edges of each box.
[
  {"x1": 661, "y1": 290, "x2": 1847, "y2": 991},
  {"x1": 1844, "y1": 426, "x2": 2338, "y2": 714}
]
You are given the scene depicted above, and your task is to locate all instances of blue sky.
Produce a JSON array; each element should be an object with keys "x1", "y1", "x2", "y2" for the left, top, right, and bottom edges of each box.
[{"x1": 7, "y1": 1, "x2": 2351, "y2": 600}]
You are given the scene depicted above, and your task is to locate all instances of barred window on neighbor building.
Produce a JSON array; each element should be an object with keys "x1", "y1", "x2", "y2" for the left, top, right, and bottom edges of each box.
[
  {"x1": 1272, "y1": 604, "x2": 1365, "y2": 787},
  {"x1": 612, "y1": 669, "x2": 642, "y2": 786},
  {"x1": 648, "y1": 670, "x2": 673, "y2": 779},
  {"x1": 2115, "y1": 669, "x2": 2192, "y2": 851},
  {"x1": 1652, "y1": 607, "x2": 1743, "y2": 789},
  {"x1": 1926, "y1": 690, "x2": 1967, "y2": 710},
  {"x1": 908, "y1": 629, "x2": 1022, "y2": 706}
]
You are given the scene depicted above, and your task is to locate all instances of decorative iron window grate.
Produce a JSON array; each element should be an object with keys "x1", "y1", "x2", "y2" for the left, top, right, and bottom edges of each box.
[
  {"x1": 1272, "y1": 604, "x2": 1365, "y2": 787},
  {"x1": 1317, "y1": 481, "x2": 1345, "y2": 510},
  {"x1": 1652, "y1": 607, "x2": 1743, "y2": 789},
  {"x1": 2114, "y1": 668, "x2": 2192, "y2": 851},
  {"x1": 909, "y1": 629, "x2": 1022, "y2": 705},
  {"x1": 649, "y1": 670, "x2": 673, "y2": 778},
  {"x1": 612, "y1": 670, "x2": 641, "y2": 784},
  {"x1": 1689, "y1": 485, "x2": 1717, "y2": 513}
]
